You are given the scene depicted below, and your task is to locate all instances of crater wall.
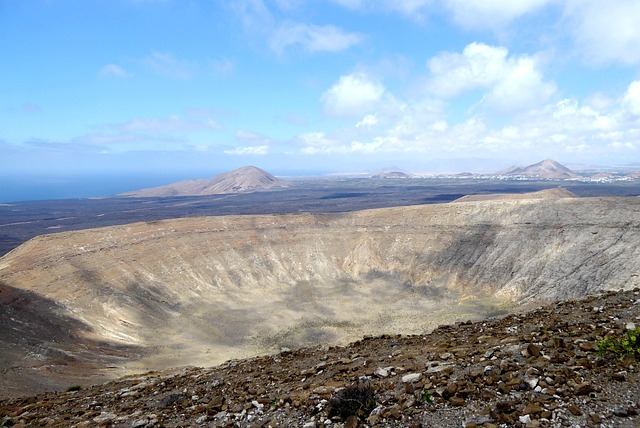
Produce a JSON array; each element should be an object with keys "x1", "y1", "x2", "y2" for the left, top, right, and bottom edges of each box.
[{"x1": 1, "y1": 197, "x2": 639, "y2": 395}]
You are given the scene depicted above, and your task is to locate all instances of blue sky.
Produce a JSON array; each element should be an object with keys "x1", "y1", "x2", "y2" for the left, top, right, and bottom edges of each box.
[{"x1": 2, "y1": 0, "x2": 640, "y2": 182}]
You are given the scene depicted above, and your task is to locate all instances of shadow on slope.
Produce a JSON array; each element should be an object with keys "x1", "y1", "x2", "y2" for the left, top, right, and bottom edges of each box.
[{"x1": 0, "y1": 281, "x2": 144, "y2": 398}]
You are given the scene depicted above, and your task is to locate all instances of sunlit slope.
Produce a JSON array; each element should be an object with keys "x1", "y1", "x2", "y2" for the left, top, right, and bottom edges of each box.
[{"x1": 0, "y1": 196, "x2": 639, "y2": 395}]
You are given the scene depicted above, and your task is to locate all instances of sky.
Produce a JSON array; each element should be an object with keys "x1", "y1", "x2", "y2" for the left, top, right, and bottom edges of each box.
[{"x1": 2, "y1": 0, "x2": 640, "y2": 191}]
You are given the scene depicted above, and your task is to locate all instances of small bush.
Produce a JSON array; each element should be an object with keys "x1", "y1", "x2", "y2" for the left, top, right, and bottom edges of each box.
[
  {"x1": 422, "y1": 389, "x2": 433, "y2": 404},
  {"x1": 328, "y1": 383, "x2": 376, "y2": 420},
  {"x1": 597, "y1": 328, "x2": 640, "y2": 358},
  {"x1": 66, "y1": 385, "x2": 82, "y2": 392}
]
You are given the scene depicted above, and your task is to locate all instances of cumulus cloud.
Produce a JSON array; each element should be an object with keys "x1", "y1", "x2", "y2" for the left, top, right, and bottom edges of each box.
[
  {"x1": 565, "y1": 0, "x2": 640, "y2": 65},
  {"x1": 427, "y1": 42, "x2": 556, "y2": 113},
  {"x1": 99, "y1": 64, "x2": 130, "y2": 78},
  {"x1": 321, "y1": 73, "x2": 385, "y2": 117},
  {"x1": 356, "y1": 114, "x2": 378, "y2": 128},
  {"x1": 623, "y1": 81, "x2": 640, "y2": 115},
  {"x1": 298, "y1": 73, "x2": 640, "y2": 164},
  {"x1": 270, "y1": 22, "x2": 363, "y2": 54}
]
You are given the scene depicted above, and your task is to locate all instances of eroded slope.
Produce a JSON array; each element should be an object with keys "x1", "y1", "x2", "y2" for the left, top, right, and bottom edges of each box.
[{"x1": 0, "y1": 197, "x2": 639, "y2": 396}]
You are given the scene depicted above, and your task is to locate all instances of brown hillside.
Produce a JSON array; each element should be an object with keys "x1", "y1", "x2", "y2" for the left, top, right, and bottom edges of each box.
[
  {"x1": 0, "y1": 197, "x2": 639, "y2": 397},
  {"x1": 119, "y1": 166, "x2": 289, "y2": 197},
  {"x1": 453, "y1": 188, "x2": 576, "y2": 203},
  {"x1": 0, "y1": 288, "x2": 638, "y2": 427}
]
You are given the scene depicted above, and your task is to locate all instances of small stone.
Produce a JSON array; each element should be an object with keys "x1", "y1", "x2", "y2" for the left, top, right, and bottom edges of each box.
[
  {"x1": 626, "y1": 322, "x2": 636, "y2": 331},
  {"x1": 527, "y1": 344, "x2": 541, "y2": 357},
  {"x1": 525, "y1": 377, "x2": 539, "y2": 389},
  {"x1": 344, "y1": 415, "x2": 359, "y2": 428},
  {"x1": 524, "y1": 403, "x2": 543, "y2": 415},
  {"x1": 375, "y1": 367, "x2": 389, "y2": 378},
  {"x1": 366, "y1": 414, "x2": 380, "y2": 425},
  {"x1": 519, "y1": 414, "x2": 532, "y2": 424},
  {"x1": 613, "y1": 407, "x2": 629, "y2": 417},
  {"x1": 402, "y1": 373, "x2": 422, "y2": 383},
  {"x1": 612, "y1": 371, "x2": 626, "y2": 381},
  {"x1": 578, "y1": 342, "x2": 596, "y2": 352},
  {"x1": 93, "y1": 412, "x2": 117, "y2": 423},
  {"x1": 449, "y1": 396, "x2": 466, "y2": 406},
  {"x1": 575, "y1": 383, "x2": 595, "y2": 396},
  {"x1": 568, "y1": 405, "x2": 582, "y2": 416}
]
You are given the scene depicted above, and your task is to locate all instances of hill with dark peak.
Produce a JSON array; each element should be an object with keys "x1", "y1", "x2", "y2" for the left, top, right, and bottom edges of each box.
[
  {"x1": 119, "y1": 166, "x2": 289, "y2": 197},
  {"x1": 497, "y1": 159, "x2": 579, "y2": 179},
  {"x1": 371, "y1": 171, "x2": 410, "y2": 179},
  {"x1": 1, "y1": 288, "x2": 638, "y2": 427}
]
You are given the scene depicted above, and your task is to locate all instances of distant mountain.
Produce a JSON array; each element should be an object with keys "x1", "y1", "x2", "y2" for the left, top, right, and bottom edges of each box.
[
  {"x1": 496, "y1": 159, "x2": 579, "y2": 179},
  {"x1": 119, "y1": 166, "x2": 289, "y2": 197},
  {"x1": 371, "y1": 171, "x2": 410, "y2": 179}
]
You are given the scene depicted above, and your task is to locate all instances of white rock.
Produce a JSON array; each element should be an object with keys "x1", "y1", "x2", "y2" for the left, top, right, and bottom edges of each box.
[
  {"x1": 402, "y1": 373, "x2": 422, "y2": 383},
  {"x1": 93, "y1": 412, "x2": 117, "y2": 423},
  {"x1": 626, "y1": 322, "x2": 636, "y2": 330},
  {"x1": 375, "y1": 367, "x2": 389, "y2": 377},
  {"x1": 519, "y1": 414, "x2": 532, "y2": 424}
]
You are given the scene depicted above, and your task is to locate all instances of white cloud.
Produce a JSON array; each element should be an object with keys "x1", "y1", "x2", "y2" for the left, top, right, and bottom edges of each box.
[
  {"x1": 299, "y1": 75, "x2": 640, "y2": 164},
  {"x1": 623, "y1": 80, "x2": 640, "y2": 115},
  {"x1": 565, "y1": 0, "x2": 640, "y2": 65},
  {"x1": 356, "y1": 114, "x2": 378, "y2": 128},
  {"x1": 144, "y1": 52, "x2": 195, "y2": 79},
  {"x1": 298, "y1": 132, "x2": 339, "y2": 154},
  {"x1": 483, "y1": 56, "x2": 556, "y2": 113},
  {"x1": 322, "y1": 73, "x2": 385, "y2": 117},
  {"x1": 444, "y1": 0, "x2": 555, "y2": 28},
  {"x1": 224, "y1": 145, "x2": 269, "y2": 155},
  {"x1": 233, "y1": 0, "x2": 361, "y2": 55},
  {"x1": 333, "y1": 0, "x2": 553, "y2": 27},
  {"x1": 270, "y1": 22, "x2": 363, "y2": 54},
  {"x1": 99, "y1": 64, "x2": 130, "y2": 78},
  {"x1": 427, "y1": 43, "x2": 556, "y2": 112},
  {"x1": 427, "y1": 43, "x2": 510, "y2": 97}
]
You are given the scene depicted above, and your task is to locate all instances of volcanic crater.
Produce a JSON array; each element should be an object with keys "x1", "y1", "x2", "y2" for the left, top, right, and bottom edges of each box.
[{"x1": 1, "y1": 194, "x2": 639, "y2": 397}]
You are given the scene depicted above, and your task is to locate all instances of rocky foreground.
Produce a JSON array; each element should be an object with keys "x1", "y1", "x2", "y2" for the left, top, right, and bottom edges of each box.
[{"x1": 1, "y1": 289, "x2": 639, "y2": 428}]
